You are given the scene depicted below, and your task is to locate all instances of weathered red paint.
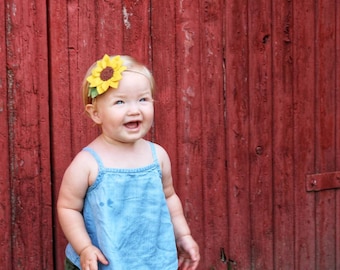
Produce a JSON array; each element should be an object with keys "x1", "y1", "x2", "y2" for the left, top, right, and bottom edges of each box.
[
  {"x1": 1, "y1": 0, "x2": 340, "y2": 269},
  {"x1": 0, "y1": 1, "x2": 11, "y2": 269},
  {"x1": 336, "y1": 1, "x2": 340, "y2": 265},
  {"x1": 306, "y1": 172, "x2": 340, "y2": 191},
  {"x1": 3, "y1": 0, "x2": 53, "y2": 269},
  {"x1": 198, "y1": 1, "x2": 228, "y2": 269},
  {"x1": 272, "y1": 0, "x2": 295, "y2": 268},
  {"x1": 314, "y1": 0, "x2": 338, "y2": 267},
  {"x1": 48, "y1": 0, "x2": 72, "y2": 267},
  {"x1": 225, "y1": 1, "x2": 252, "y2": 268},
  {"x1": 293, "y1": 1, "x2": 317, "y2": 268},
  {"x1": 247, "y1": 0, "x2": 274, "y2": 268},
  {"x1": 174, "y1": 2, "x2": 207, "y2": 266}
]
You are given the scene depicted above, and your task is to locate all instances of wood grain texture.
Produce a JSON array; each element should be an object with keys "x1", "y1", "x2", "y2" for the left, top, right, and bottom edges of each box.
[
  {"x1": 314, "y1": 0, "x2": 337, "y2": 268},
  {"x1": 225, "y1": 0, "x2": 252, "y2": 268},
  {"x1": 272, "y1": 0, "x2": 294, "y2": 268},
  {"x1": 174, "y1": 1, "x2": 205, "y2": 266},
  {"x1": 248, "y1": 0, "x2": 274, "y2": 268},
  {"x1": 0, "y1": 1, "x2": 11, "y2": 269},
  {"x1": 48, "y1": 0, "x2": 72, "y2": 267},
  {"x1": 336, "y1": 0, "x2": 340, "y2": 267},
  {"x1": 199, "y1": 1, "x2": 228, "y2": 268},
  {"x1": 293, "y1": 0, "x2": 317, "y2": 268},
  {"x1": 5, "y1": 0, "x2": 52, "y2": 269}
]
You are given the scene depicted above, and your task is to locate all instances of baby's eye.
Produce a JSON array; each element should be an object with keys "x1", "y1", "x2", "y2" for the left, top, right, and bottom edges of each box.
[
  {"x1": 139, "y1": 97, "x2": 152, "y2": 102},
  {"x1": 114, "y1": 100, "x2": 124, "y2": 105}
]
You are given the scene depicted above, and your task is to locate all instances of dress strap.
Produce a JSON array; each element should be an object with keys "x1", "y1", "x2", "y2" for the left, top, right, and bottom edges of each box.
[
  {"x1": 149, "y1": 142, "x2": 158, "y2": 163},
  {"x1": 83, "y1": 147, "x2": 104, "y2": 169}
]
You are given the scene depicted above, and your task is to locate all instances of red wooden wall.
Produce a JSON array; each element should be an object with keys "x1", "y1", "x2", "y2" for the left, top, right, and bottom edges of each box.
[{"x1": 1, "y1": 0, "x2": 340, "y2": 269}]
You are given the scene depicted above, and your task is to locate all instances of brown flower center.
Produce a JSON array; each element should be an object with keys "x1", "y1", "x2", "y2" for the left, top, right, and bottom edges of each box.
[{"x1": 100, "y1": 67, "x2": 114, "y2": 81}]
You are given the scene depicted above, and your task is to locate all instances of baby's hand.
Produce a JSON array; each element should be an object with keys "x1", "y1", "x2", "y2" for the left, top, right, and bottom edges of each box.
[
  {"x1": 80, "y1": 245, "x2": 109, "y2": 270},
  {"x1": 177, "y1": 235, "x2": 200, "y2": 270}
]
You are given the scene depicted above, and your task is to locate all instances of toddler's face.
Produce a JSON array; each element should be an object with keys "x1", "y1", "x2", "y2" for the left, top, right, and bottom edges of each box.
[{"x1": 94, "y1": 71, "x2": 154, "y2": 144}]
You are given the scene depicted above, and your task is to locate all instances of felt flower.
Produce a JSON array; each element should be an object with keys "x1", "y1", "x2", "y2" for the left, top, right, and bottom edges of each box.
[{"x1": 87, "y1": 54, "x2": 127, "y2": 98}]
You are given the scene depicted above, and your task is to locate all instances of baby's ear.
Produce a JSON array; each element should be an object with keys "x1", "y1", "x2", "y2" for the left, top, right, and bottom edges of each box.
[{"x1": 85, "y1": 104, "x2": 102, "y2": 124}]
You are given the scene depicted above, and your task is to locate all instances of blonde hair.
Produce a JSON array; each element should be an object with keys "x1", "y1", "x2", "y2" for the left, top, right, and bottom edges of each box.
[{"x1": 81, "y1": 55, "x2": 155, "y2": 107}]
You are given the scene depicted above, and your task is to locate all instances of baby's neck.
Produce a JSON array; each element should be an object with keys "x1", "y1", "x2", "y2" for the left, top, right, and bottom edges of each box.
[
  {"x1": 92, "y1": 135, "x2": 153, "y2": 169},
  {"x1": 101, "y1": 134, "x2": 140, "y2": 148}
]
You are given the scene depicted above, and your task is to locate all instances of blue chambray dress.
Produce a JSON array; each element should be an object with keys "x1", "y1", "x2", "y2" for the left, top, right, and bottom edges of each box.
[{"x1": 65, "y1": 142, "x2": 178, "y2": 270}]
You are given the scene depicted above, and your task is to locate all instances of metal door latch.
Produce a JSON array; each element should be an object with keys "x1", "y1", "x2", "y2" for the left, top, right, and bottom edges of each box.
[{"x1": 306, "y1": 171, "x2": 340, "y2": 191}]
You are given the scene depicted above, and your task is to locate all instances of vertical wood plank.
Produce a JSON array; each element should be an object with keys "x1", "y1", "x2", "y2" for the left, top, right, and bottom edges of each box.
[
  {"x1": 314, "y1": 0, "x2": 337, "y2": 268},
  {"x1": 6, "y1": 0, "x2": 52, "y2": 269},
  {"x1": 48, "y1": 0, "x2": 72, "y2": 268},
  {"x1": 199, "y1": 0, "x2": 228, "y2": 268},
  {"x1": 75, "y1": 0, "x2": 124, "y2": 65},
  {"x1": 272, "y1": 0, "x2": 295, "y2": 268},
  {"x1": 94, "y1": 1, "x2": 124, "y2": 55},
  {"x1": 174, "y1": 0, "x2": 205, "y2": 266},
  {"x1": 225, "y1": 0, "x2": 252, "y2": 268},
  {"x1": 293, "y1": 0, "x2": 316, "y2": 268},
  {"x1": 68, "y1": 0, "x2": 101, "y2": 156},
  {"x1": 151, "y1": 2, "x2": 178, "y2": 172},
  {"x1": 0, "y1": 1, "x2": 11, "y2": 268},
  {"x1": 122, "y1": 0, "x2": 151, "y2": 62},
  {"x1": 336, "y1": 1, "x2": 340, "y2": 267},
  {"x1": 248, "y1": 0, "x2": 274, "y2": 268}
]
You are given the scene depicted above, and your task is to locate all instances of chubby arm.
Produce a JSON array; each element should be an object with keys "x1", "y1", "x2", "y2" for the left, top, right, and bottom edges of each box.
[
  {"x1": 57, "y1": 151, "x2": 108, "y2": 269},
  {"x1": 156, "y1": 145, "x2": 200, "y2": 270}
]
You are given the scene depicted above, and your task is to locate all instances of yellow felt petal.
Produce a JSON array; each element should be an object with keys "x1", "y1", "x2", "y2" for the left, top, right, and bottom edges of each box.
[
  {"x1": 91, "y1": 77, "x2": 102, "y2": 87},
  {"x1": 97, "y1": 85, "x2": 105, "y2": 94},
  {"x1": 109, "y1": 80, "x2": 119, "y2": 89},
  {"x1": 112, "y1": 73, "x2": 122, "y2": 81},
  {"x1": 102, "y1": 81, "x2": 110, "y2": 91},
  {"x1": 87, "y1": 76, "x2": 96, "y2": 86}
]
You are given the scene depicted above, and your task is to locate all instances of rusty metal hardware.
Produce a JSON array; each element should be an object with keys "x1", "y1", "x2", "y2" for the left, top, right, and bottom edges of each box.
[{"x1": 306, "y1": 171, "x2": 340, "y2": 191}]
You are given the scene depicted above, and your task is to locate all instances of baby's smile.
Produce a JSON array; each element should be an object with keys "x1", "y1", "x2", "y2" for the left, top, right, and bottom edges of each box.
[{"x1": 124, "y1": 121, "x2": 141, "y2": 129}]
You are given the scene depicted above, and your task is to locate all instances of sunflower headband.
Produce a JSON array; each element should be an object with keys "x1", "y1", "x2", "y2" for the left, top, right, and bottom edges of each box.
[{"x1": 87, "y1": 54, "x2": 127, "y2": 99}]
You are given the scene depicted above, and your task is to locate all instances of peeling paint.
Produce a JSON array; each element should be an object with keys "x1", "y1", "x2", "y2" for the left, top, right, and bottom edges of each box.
[
  {"x1": 122, "y1": 6, "x2": 131, "y2": 29},
  {"x1": 181, "y1": 22, "x2": 194, "y2": 57},
  {"x1": 182, "y1": 86, "x2": 195, "y2": 106},
  {"x1": 10, "y1": 2, "x2": 17, "y2": 16}
]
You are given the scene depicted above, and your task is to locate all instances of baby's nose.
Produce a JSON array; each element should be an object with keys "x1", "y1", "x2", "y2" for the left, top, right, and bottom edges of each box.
[{"x1": 127, "y1": 101, "x2": 141, "y2": 114}]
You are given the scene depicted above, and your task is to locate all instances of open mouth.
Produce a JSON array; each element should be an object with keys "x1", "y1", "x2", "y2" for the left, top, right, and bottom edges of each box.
[{"x1": 124, "y1": 121, "x2": 141, "y2": 129}]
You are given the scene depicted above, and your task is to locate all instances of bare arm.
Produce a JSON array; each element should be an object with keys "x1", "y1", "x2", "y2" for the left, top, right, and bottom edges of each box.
[
  {"x1": 57, "y1": 151, "x2": 108, "y2": 269},
  {"x1": 156, "y1": 145, "x2": 200, "y2": 269}
]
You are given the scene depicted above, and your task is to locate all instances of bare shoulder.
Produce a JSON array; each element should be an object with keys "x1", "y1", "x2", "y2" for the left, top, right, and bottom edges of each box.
[
  {"x1": 57, "y1": 149, "x2": 99, "y2": 211},
  {"x1": 68, "y1": 149, "x2": 97, "y2": 173},
  {"x1": 152, "y1": 143, "x2": 171, "y2": 167},
  {"x1": 61, "y1": 149, "x2": 98, "y2": 191},
  {"x1": 152, "y1": 143, "x2": 177, "y2": 199}
]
